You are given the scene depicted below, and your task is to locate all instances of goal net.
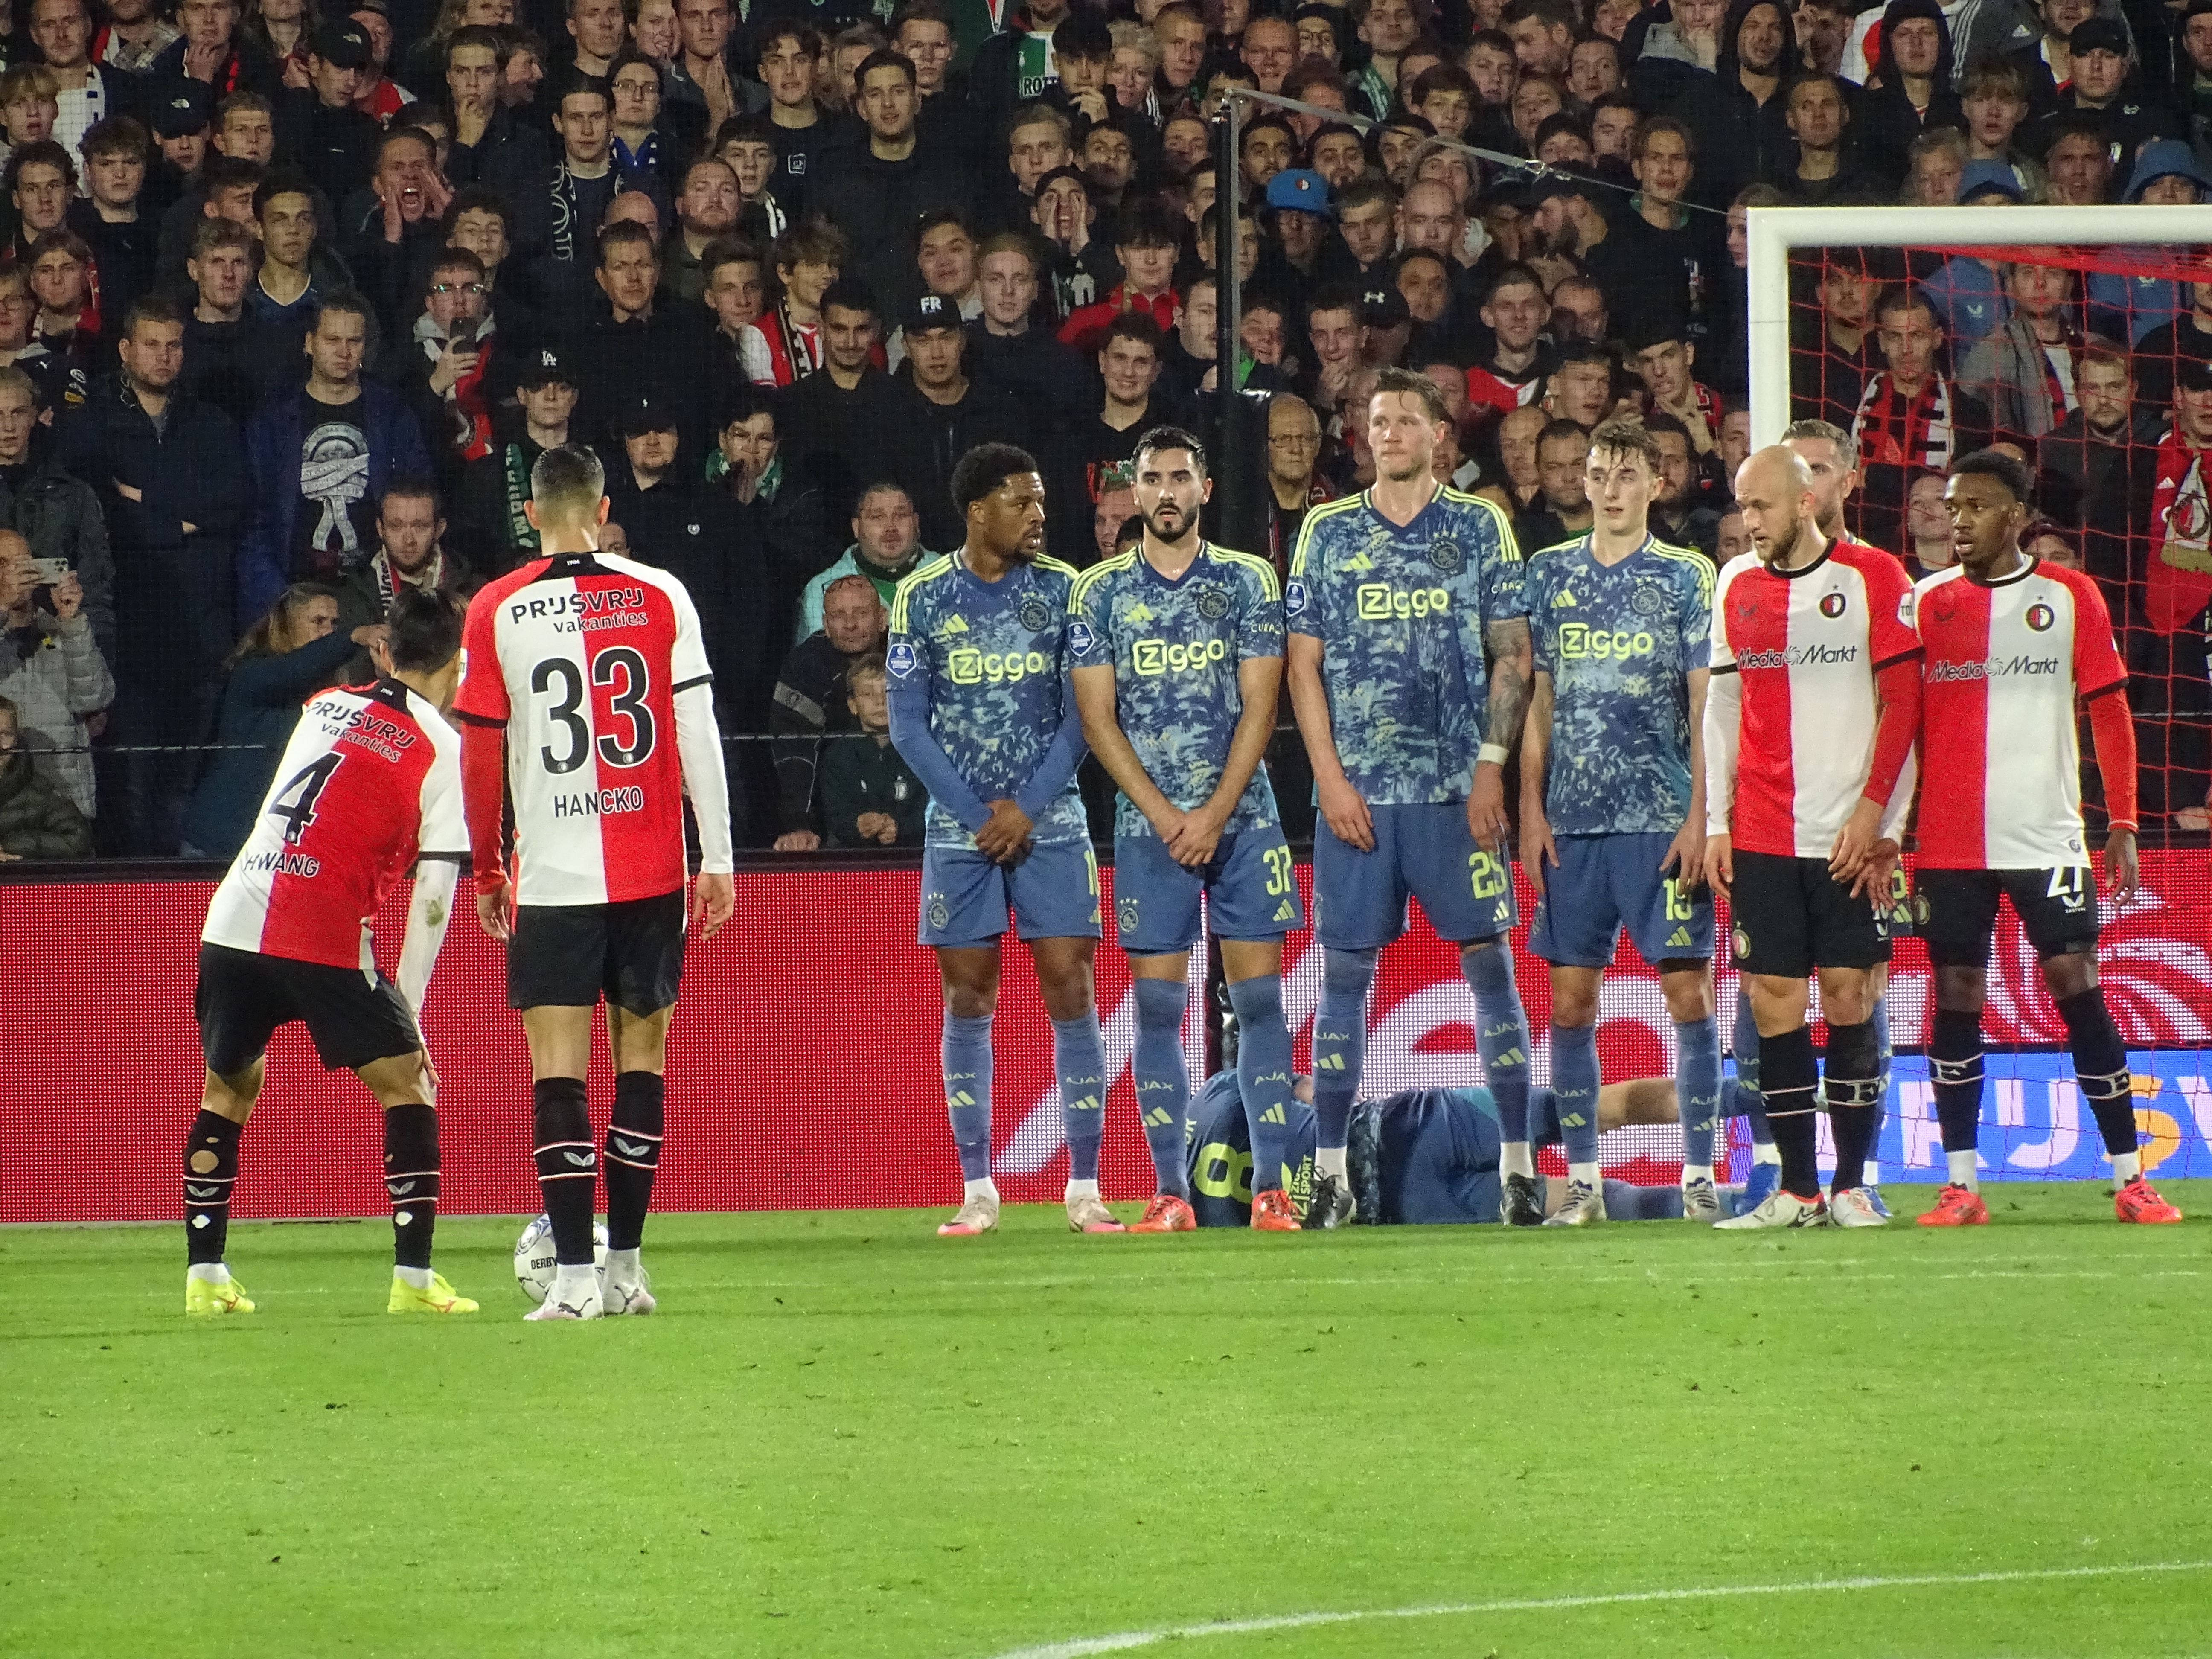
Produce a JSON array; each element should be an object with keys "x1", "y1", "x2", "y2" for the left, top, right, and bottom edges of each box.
[{"x1": 1739, "y1": 203, "x2": 2212, "y2": 1189}]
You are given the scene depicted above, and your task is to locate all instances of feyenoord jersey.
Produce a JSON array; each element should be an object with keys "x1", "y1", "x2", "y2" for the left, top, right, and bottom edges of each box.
[
  {"x1": 454, "y1": 550, "x2": 712, "y2": 905},
  {"x1": 1909, "y1": 559, "x2": 2125, "y2": 870},
  {"x1": 202, "y1": 679, "x2": 465, "y2": 972},
  {"x1": 1710, "y1": 538, "x2": 1918, "y2": 859}
]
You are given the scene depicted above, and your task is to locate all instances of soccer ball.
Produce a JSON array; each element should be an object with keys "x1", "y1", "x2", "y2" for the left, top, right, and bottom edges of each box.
[{"x1": 514, "y1": 1214, "x2": 609, "y2": 1302}]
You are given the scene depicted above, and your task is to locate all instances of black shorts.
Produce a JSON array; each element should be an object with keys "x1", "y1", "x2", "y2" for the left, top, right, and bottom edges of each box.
[
  {"x1": 1728, "y1": 850, "x2": 1891, "y2": 979},
  {"x1": 508, "y1": 891, "x2": 686, "y2": 1015},
  {"x1": 1915, "y1": 866, "x2": 2099, "y2": 968},
  {"x1": 194, "y1": 942, "x2": 422, "y2": 1077}
]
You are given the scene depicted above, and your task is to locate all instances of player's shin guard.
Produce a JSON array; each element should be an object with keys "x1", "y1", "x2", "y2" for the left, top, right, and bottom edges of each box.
[
  {"x1": 530, "y1": 1076, "x2": 597, "y2": 1266},
  {"x1": 2056, "y1": 987, "x2": 2139, "y2": 1174},
  {"x1": 1228, "y1": 975, "x2": 1300, "y2": 1196},
  {"x1": 1311, "y1": 946, "x2": 1378, "y2": 1158},
  {"x1": 1549, "y1": 1022, "x2": 1601, "y2": 1172},
  {"x1": 603, "y1": 1071, "x2": 664, "y2": 1252},
  {"x1": 1675, "y1": 1013, "x2": 1722, "y2": 1177},
  {"x1": 1930, "y1": 1007, "x2": 1987, "y2": 1173},
  {"x1": 183, "y1": 1109, "x2": 242, "y2": 1266},
  {"x1": 1464, "y1": 943, "x2": 1531, "y2": 1147},
  {"x1": 941, "y1": 1011, "x2": 995, "y2": 1182},
  {"x1": 1053, "y1": 1014, "x2": 1108, "y2": 1183},
  {"x1": 1732, "y1": 992, "x2": 1773, "y2": 1148},
  {"x1": 381, "y1": 1103, "x2": 439, "y2": 1270},
  {"x1": 1131, "y1": 978, "x2": 1192, "y2": 1199},
  {"x1": 1823, "y1": 1019, "x2": 1882, "y2": 1194},
  {"x1": 1761, "y1": 1025, "x2": 1822, "y2": 1199}
]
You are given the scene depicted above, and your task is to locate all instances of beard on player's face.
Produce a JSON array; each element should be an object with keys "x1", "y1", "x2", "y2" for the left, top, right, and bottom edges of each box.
[{"x1": 1140, "y1": 497, "x2": 1195, "y2": 540}]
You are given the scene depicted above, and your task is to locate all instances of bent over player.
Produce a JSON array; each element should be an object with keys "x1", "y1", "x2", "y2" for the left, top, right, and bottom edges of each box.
[
  {"x1": 1286, "y1": 366, "x2": 1534, "y2": 1228},
  {"x1": 185, "y1": 589, "x2": 474, "y2": 1316},
  {"x1": 1708, "y1": 446, "x2": 1918, "y2": 1230},
  {"x1": 1071, "y1": 425, "x2": 1306, "y2": 1233},
  {"x1": 888, "y1": 444, "x2": 1111, "y2": 1237},
  {"x1": 1912, "y1": 449, "x2": 2180, "y2": 1226},
  {"x1": 1520, "y1": 418, "x2": 1719, "y2": 1227},
  {"x1": 458, "y1": 444, "x2": 736, "y2": 1320}
]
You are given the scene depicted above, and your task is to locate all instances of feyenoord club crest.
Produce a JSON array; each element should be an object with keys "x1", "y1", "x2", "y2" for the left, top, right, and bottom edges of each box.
[
  {"x1": 2026, "y1": 602, "x2": 2055, "y2": 632},
  {"x1": 1429, "y1": 537, "x2": 1465, "y2": 574},
  {"x1": 1732, "y1": 925, "x2": 1752, "y2": 960},
  {"x1": 1018, "y1": 594, "x2": 1052, "y2": 631},
  {"x1": 1819, "y1": 591, "x2": 1848, "y2": 619},
  {"x1": 1196, "y1": 585, "x2": 1230, "y2": 620}
]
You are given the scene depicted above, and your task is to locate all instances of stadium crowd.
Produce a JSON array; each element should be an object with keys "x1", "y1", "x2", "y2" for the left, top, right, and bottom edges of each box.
[{"x1": 0, "y1": 0, "x2": 2207, "y2": 859}]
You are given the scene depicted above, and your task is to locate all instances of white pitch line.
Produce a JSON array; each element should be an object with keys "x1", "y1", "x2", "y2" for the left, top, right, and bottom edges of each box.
[{"x1": 981, "y1": 1560, "x2": 2212, "y2": 1659}]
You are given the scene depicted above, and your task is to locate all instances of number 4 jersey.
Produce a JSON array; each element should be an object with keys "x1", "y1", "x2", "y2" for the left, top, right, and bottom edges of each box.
[
  {"x1": 201, "y1": 678, "x2": 466, "y2": 971},
  {"x1": 455, "y1": 550, "x2": 731, "y2": 905}
]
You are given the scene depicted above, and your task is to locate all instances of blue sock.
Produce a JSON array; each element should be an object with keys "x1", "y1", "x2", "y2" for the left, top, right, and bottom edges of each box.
[
  {"x1": 1312, "y1": 946, "x2": 1377, "y2": 1153},
  {"x1": 1053, "y1": 1013, "x2": 1108, "y2": 1182},
  {"x1": 1550, "y1": 1022, "x2": 1601, "y2": 1167},
  {"x1": 1732, "y1": 991, "x2": 1772, "y2": 1148},
  {"x1": 1228, "y1": 975, "x2": 1298, "y2": 1195},
  {"x1": 942, "y1": 1010, "x2": 995, "y2": 1182},
  {"x1": 1464, "y1": 943, "x2": 1530, "y2": 1141},
  {"x1": 1131, "y1": 978, "x2": 1191, "y2": 1198},
  {"x1": 1675, "y1": 1013, "x2": 1723, "y2": 1177}
]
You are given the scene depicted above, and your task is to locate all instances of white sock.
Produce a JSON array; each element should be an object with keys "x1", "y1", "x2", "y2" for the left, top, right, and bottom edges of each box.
[
  {"x1": 1316, "y1": 1145, "x2": 1347, "y2": 1179},
  {"x1": 1569, "y1": 1160, "x2": 1600, "y2": 1191},
  {"x1": 1752, "y1": 1144, "x2": 1782, "y2": 1167},
  {"x1": 394, "y1": 1264, "x2": 434, "y2": 1289},
  {"x1": 187, "y1": 1262, "x2": 230, "y2": 1284},
  {"x1": 552, "y1": 1263, "x2": 597, "y2": 1301},
  {"x1": 602, "y1": 1247, "x2": 640, "y2": 1284},
  {"x1": 1681, "y1": 1163, "x2": 1713, "y2": 1188},
  {"x1": 964, "y1": 1176, "x2": 998, "y2": 1202},
  {"x1": 1064, "y1": 1177, "x2": 1100, "y2": 1200},
  {"x1": 2113, "y1": 1152, "x2": 2141, "y2": 1184},
  {"x1": 1500, "y1": 1140, "x2": 1534, "y2": 1179},
  {"x1": 1946, "y1": 1150, "x2": 1979, "y2": 1190}
]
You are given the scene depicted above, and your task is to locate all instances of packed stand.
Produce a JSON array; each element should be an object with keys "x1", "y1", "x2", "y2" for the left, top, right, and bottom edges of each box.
[{"x1": 0, "y1": 0, "x2": 2201, "y2": 857}]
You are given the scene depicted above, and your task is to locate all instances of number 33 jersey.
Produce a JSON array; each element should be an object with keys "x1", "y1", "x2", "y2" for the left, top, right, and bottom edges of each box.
[
  {"x1": 202, "y1": 678, "x2": 466, "y2": 971},
  {"x1": 455, "y1": 552, "x2": 713, "y2": 905}
]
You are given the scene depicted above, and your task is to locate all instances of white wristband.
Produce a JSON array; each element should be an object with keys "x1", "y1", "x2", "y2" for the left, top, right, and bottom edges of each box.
[{"x1": 1477, "y1": 742, "x2": 1509, "y2": 767}]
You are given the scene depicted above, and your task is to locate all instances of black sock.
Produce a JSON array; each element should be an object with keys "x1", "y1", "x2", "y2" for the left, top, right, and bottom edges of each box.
[
  {"x1": 183, "y1": 1108, "x2": 242, "y2": 1266},
  {"x1": 1761, "y1": 1024, "x2": 1822, "y2": 1199},
  {"x1": 1930, "y1": 1007, "x2": 1985, "y2": 1158},
  {"x1": 604, "y1": 1071, "x2": 664, "y2": 1253},
  {"x1": 530, "y1": 1076, "x2": 597, "y2": 1266},
  {"x1": 2056, "y1": 986, "x2": 2137, "y2": 1157},
  {"x1": 382, "y1": 1103, "x2": 439, "y2": 1271},
  {"x1": 1823, "y1": 1018, "x2": 1881, "y2": 1194}
]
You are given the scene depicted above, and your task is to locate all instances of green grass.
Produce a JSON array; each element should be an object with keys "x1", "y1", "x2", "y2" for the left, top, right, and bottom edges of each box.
[{"x1": 8, "y1": 1188, "x2": 2212, "y2": 1659}]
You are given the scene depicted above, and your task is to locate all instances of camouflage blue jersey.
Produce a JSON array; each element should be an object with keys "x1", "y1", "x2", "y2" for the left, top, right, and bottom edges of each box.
[
  {"x1": 886, "y1": 551, "x2": 1089, "y2": 848},
  {"x1": 1522, "y1": 532, "x2": 1712, "y2": 837},
  {"x1": 1286, "y1": 486, "x2": 1525, "y2": 804},
  {"x1": 1067, "y1": 541, "x2": 1284, "y2": 841}
]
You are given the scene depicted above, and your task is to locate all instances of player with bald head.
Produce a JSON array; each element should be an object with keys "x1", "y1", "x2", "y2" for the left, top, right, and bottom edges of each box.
[{"x1": 1705, "y1": 444, "x2": 1921, "y2": 1229}]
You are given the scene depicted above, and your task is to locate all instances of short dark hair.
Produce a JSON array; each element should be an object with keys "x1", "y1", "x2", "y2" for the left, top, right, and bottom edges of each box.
[
  {"x1": 1372, "y1": 364, "x2": 1447, "y2": 424},
  {"x1": 950, "y1": 442, "x2": 1042, "y2": 515},
  {"x1": 853, "y1": 47, "x2": 916, "y2": 91},
  {"x1": 1537, "y1": 416, "x2": 1592, "y2": 451},
  {"x1": 1052, "y1": 9, "x2": 1112, "y2": 59},
  {"x1": 80, "y1": 114, "x2": 150, "y2": 163},
  {"x1": 531, "y1": 442, "x2": 606, "y2": 519},
  {"x1": 1133, "y1": 423, "x2": 1208, "y2": 476},
  {"x1": 1950, "y1": 445, "x2": 2033, "y2": 503},
  {"x1": 123, "y1": 292, "x2": 183, "y2": 337},
  {"x1": 386, "y1": 586, "x2": 465, "y2": 673},
  {"x1": 1587, "y1": 415, "x2": 1661, "y2": 472},
  {"x1": 442, "y1": 186, "x2": 509, "y2": 234},
  {"x1": 701, "y1": 234, "x2": 764, "y2": 282},
  {"x1": 555, "y1": 71, "x2": 613, "y2": 111},
  {"x1": 597, "y1": 218, "x2": 657, "y2": 268},
  {"x1": 820, "y1": 274, "x2": 878, "y2": 317},
  {"x1": 1100, "y1": 311, "x2": 1164, "y2": 355},
  {"x1": 308, "y1": 291, "x2": 372, "y2": 334},
  {"x1": 253, "y1": 167, "x2": 316, "y2": 218},
  {"x1": 448, "y1": 23, "x2": 505, "y2": 61}
]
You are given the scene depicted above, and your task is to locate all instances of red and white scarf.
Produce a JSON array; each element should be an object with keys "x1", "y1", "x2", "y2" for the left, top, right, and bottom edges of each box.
[{"x1": 1851, "y1": 372, "x2": 1955, "y2": 470}]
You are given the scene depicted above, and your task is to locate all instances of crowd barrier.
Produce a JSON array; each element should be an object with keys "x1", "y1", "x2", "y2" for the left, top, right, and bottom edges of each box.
[{"x1": 8, "y1": 853, "x2": 2212, "y2": 1225}]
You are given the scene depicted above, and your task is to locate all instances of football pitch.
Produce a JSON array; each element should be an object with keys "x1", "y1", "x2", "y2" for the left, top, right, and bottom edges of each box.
[{"x1": 8, "y1": 1190, "x2": 2212, "y2": 1659}]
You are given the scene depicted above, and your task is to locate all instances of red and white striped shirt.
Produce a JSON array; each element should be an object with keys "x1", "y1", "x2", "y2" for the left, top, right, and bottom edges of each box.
[
  {"x1": 1710, "y1": 538, "x2": 1919, "y2": 858},
  {"x1": 1909, "y1": 559, "x2": 2126, "y2": 870},
  {"x1": 202, "y1": 680, "x2": 465, "y2": 971},
  {"x1": 454, "y1": 551, "x2": 716, "y2": 906}
]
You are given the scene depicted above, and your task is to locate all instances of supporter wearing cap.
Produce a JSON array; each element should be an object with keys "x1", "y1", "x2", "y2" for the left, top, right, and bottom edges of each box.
[
  {"x1": 274, "y1": 18, "x2": 382, "y2": 198},
  {"x1": 2073, "y1": 138, "x2": 2206, "y2": 341},
  {"x1": 456, "y1": 341, "x2": 577, "y2": 571},
  {"x1": 144, "y1": 78, "x2": 216, "y2": 196},
  {"x1": 2028, "y1": 14, "x2": 2180, "y2": 159},
  {"x1": 344, "y1": 1, "x2": 411, "y2": 125},
  {"x1": 883, "y1": 289, "x2": 1023, "y2": 549}
]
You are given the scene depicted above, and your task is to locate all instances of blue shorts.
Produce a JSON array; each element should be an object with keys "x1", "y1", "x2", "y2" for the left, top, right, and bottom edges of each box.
[
  {"x1": 1112, "y1": 827, "x2": 1305, "y2": 955},
  {"x1": 919, "y1": 839, "x2": 1103, "y2": 946},
  {"x1": 1530, "y1": 832, "x2": 1714, "y2": 969},
  {"x1": 1311, "y1": 801, "x2": 1516, "y2": 950}
]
